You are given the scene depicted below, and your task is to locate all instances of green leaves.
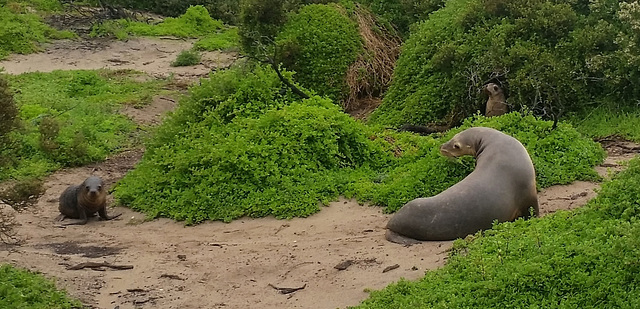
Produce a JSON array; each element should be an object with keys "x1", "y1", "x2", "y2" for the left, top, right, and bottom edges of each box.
[
  {"x1": 0, "y1": 264, "x2": 82, "y2": 309},
  {"x1": 275, "y1": 4, "x2": 362, "y2": 101}
]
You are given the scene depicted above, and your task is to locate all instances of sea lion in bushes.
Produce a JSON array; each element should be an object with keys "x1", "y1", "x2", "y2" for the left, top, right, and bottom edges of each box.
[
  {"x1": 57, "y1": 176, "x2": 121, "y2": 226},
  {"x1": 385, "y1": 127, "x2": 538, "y2": 244},
  {"x1": 484, "y1": 83, "x2": 508, "y2": 117}
]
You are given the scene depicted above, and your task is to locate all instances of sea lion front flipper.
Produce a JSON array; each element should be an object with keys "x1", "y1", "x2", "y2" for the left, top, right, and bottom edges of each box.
[
  {"x1": 385, "y1": 230, "x2": 423, "y2": 246},
  {"x1": 98, "y1": 207, "x2": 121, "y2": 221}
]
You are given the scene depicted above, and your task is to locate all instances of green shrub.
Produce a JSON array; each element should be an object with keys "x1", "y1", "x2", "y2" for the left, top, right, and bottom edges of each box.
[
  {"x1": 91, "y1": 5, "x2": 224, "y2": 39},
  {"x1": 0, "y1": 5, "x2": 75, "y2": 60},
  {"x1": 0, "y1": 69, "x2": 166, "y2": 181},
  {"x1": 238, "y1": 0, "x2": 337, "y2": 56},
  {"x1": 194, "y1": 27, "x2": 239, "y2": 51},
  {"x1": 0, "y1": 264, "x2": 82, "y2": 308},
  {"x1": 275, "y1": 3, "x2": 362, "y2": 101},
  {"x1": 171, "y1": 49, "x2": 201, "y2": 67},
  {"x1": 355, "y1": 157, "x2": 640, "y2": 308},
  {"x1": 570, "y1": 105, "x2": 640, "y2": 142},
  {"x1": 114, "y1": 64, "x2": 604, "y2": 224},
  {"x1": 9, "y1": 0, "x2": 64, "y2": 12},
  {"x1": 370, "y1": 0, "x2": 640, "y2": 127}
]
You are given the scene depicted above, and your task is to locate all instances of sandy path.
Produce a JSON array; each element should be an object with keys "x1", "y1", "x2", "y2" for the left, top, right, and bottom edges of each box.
[
  {"x1": 1, "y1": 37, "x2": 639, "y2": 309},
  {"x1": 0, "y1": 37, "x2": 237, "y2": 80}
]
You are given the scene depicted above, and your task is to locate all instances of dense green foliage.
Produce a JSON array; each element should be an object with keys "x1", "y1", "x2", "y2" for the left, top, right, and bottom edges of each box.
[
  {"x1": 371, "y1": 0, "x2": 640, "y2": 127},
  {"x1": 356, "y1": 0, "x2": 444, "y2": 36},
  {"x1": 0, "y1": 70, "x2": 165, "y2": 181},
  {"x1": 0, "y1": 264, "x2": 82, "y2": 308},
  {"x1": 114, "y1": 64, "x2": 604, "y2": 224},
  {"x1": 0, "y1": 3, "x2": 74, "y2": 60},
  {"x1": 90, "y1": 5, "x2": 223, "y2": 39},
  {"x1": 193, "y1": 27, "x2": 239, "y2": 51},
  {"x1": 171, "y1": 49, "x2": 201, "y2": 66},
  {"x1": 275, "y1": 3, "x2": 362, "y2": 101},
  {"x1": 356, "y1": 156, "x2": 640, "y2": 308},
  {"x1": 238, "y1": 0, "x2": 332, "y2": 53}
]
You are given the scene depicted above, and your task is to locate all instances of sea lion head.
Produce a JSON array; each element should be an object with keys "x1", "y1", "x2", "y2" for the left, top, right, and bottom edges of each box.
[
  {"x1": 82, "y1": 176, "x2": 104, "y2": 199},
  {"x1": 484, "y1": 83, "x2": 502, "y2": 96},
  {"x1": 440, "y1": 130, "x2": 478, "y2": 158}
]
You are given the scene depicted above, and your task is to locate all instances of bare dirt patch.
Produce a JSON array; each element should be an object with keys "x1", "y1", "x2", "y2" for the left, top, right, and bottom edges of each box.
[{"x1": 35, "y1": 241, "x2": 122, "y2": 258}]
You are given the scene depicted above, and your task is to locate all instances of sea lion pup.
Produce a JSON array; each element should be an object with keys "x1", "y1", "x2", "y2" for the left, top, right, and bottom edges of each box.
[
  {"x1": 385, "y1": 127, "x2": 538, "y2": 244},
  {"x1": 484, "y1": 83, "x2": 508, "y2": 117},
  {"x1": 57, "y1": 176, "x2": 121, "y2": 226}
]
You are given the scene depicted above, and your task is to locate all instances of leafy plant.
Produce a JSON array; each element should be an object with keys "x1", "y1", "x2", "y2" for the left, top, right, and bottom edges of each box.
[
  {"x1": 194, "y1": 27, "x2": 239, "y2": 51},
  {"x1": 275, "y1": 3, "x2": 362, "y2": 101},
  {"x1": 0, "y1": 5, "x2": 75, "y2": 60},
  {"x1": 171, "y1": 49, "x2": 201, "y2": 67},
  {"x1": 0, "y1": 264, "x2": 82, "y2": 308}
]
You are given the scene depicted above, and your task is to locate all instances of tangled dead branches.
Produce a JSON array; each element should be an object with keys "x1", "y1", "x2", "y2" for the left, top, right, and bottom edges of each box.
[{"x1": 344, "y1": 4, "x2": 402, "y2": 112}]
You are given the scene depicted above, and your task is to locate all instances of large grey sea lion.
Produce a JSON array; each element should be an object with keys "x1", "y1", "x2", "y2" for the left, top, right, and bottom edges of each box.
[
  {"x1": 57, "y1": 176, "x2": 121, "y2": 226},
  {"x1": 385, "y1": 127, "x2": 538, "y2": 244}
]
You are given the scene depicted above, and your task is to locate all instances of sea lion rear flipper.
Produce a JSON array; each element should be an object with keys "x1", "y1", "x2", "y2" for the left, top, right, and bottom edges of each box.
[{"x1": 385, "y1": 230, "x2": 423, "y2": 246}]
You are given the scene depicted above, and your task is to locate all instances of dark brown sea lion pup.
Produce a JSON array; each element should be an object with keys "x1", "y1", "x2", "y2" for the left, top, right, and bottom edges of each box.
[
  {"x1": 385, "y1": 127, "x2": 538, "y2": 244},
  {"x1": 57, "y1": 176, "x2": 121, "y2": 225},
  {"x1": 484, "y1": 83, "x2": 508, "y2": 117}
]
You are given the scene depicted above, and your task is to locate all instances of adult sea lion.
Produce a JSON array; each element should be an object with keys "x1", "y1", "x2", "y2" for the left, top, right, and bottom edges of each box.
[
  {"x1": 484, "y1": 83, "x2": 508, "y2": 117},
  {"x1": 385, "y1": 127, "x2": 538, "y2": 244},
  {"x1": 57, "y1": 176, "x2": 121, "y2": 226}
]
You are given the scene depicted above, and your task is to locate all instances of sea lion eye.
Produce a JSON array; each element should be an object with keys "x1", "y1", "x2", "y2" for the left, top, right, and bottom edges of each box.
[
  {"x1": 98, "y1": 186, "x2": 102, "y2": 190},
  {"x1": 85, "y1": 186, "x2": 90, "y2": 190},
  {"x1": 453, "y1": 144, "x2": 460, "y2": 149},
  {"x1": 493, "y1": 85, "x2": 499, "y2": 91}
]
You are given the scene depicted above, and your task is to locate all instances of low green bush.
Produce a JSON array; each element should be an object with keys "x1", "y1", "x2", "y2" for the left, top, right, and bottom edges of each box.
[
  {"x1": 0, "y1": 264, "x2": 82, "y2": 308},
  {"x1": 0, "y1": 5, "x2": 75, "y2": 60},
  {"x1": 570, "y1": 105, "x2": 640, "y2": 142},
  {"x1": 0, "y1": 69, "x2": 166, "y2": 181},
  {"x1": 90, "y1": 5, "x2": 223, "y2": 39},
  {"x1": 370, "y1": 0, "x2": 640, "y2": 127},
  {"x1": 8, "y1": 0, "x2": 64, "y2": 12},
  {"x1": 355, "y1": 156, "x2": 640, "y2": 308},
  {"x1": 171, "y1": 49, "x2": 201, "y2": 66},
  {"x1": 194, "y1": 27, "x2": 239, "y2": 51},
  {"x1": 98, "y1": 0, "x2": 240, "y2": 25},
  {"x1": 114, "y1": 64, "x2": 604, "y2": 224},
  {"x1": 275, "y1": 3, "x2": 362, "y2": 101}
]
